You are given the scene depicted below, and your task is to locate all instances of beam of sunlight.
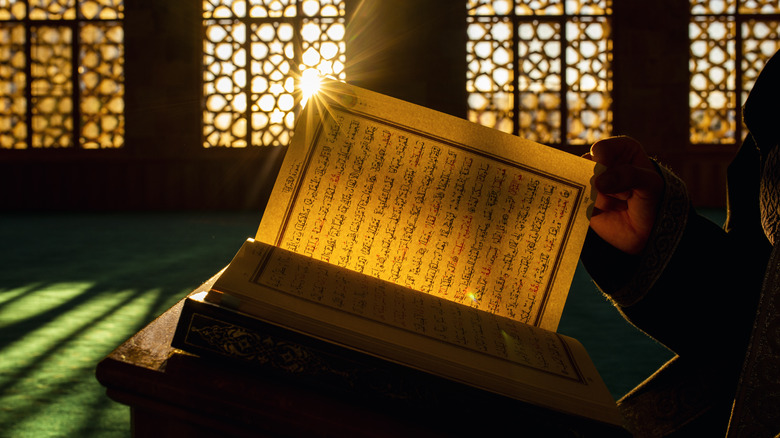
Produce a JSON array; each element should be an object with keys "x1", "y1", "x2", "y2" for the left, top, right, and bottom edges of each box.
[
  {"x1": 0, "y1": 283, "x2": 48, "y2": 309},
  {"x1": 0, "y1": 211, "x2": 261, "y2": 436},
  {"x1": 0, "y1": 282, "x2": 184, "y2": 437},
  {"x1": 299, "y1": 68, "x2": 323, "y2": 107},
  {"x1": 286, "y1": 74, "x2": 358, "y2": 150},
  {"x1": 0, "y1": 282, "x2": 94, "y2": 324}
]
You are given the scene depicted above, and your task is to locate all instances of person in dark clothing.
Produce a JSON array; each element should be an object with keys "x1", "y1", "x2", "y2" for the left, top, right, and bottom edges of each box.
[{"x1": 581, "y1": 50, "x2": 780, "y2": 436}]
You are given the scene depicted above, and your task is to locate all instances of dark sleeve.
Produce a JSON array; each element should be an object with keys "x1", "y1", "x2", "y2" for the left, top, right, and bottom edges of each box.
[{"x1": 581, "y1": 162, "x2": 770, "y2": 366}]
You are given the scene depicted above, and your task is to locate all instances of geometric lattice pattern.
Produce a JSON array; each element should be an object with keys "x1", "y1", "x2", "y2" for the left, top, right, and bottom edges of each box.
[
  {"x1": 31, "y1": 25, "x2": 74, "y2": 149},
  {"x1": 689, "y1": 17, "x2": 737, "y2": 144},
  {"x1": 0, "y1": 23, "x2": 27, "y2": 149},
  {"x1": 0, "y1": 1, "x2": 124, "y2": 149},
  {"x1": 690, "y1": 1, "x2": 780, "y2": 144},
  {"x1": 203, "y1": 0, "x2": 346, "y2": 147},
  {"x1": 79, "y1": 22, "x2": 124, "y2": 149},
  {"x1": 467, "y1": 0, "x2": 612, "y2": 148}
]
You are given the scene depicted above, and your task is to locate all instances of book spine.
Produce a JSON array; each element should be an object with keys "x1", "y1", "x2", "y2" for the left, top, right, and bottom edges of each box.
[
  {"x1": 171, "y1": 296, "x2": 451, "y2": 405},
  {"x1": 171, "y1": 297, "x2": 628, "y2": 437}
]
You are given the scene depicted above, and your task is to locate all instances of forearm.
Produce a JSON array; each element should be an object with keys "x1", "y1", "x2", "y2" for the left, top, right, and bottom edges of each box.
[
  {"x1": 582, "y1": 162, "x2": 689, "y2": 307},
  {"x1": 582, "y1": 166, "x2": 770, "y2": 362}
]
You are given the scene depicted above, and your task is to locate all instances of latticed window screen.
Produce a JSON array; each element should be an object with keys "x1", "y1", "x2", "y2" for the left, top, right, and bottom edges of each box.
[
  {"x1": 466, "y1": 0, "x2": 612, "y2": 148},
  {"x1": 690, "y1": 0, "x2": 780, "y2": 144},
  {"x1": 202, "y1": 0, "x2": 345, "y2": 148},
  {"x1": 0, "y1": 0, "x2": 124, "y2": 150}
]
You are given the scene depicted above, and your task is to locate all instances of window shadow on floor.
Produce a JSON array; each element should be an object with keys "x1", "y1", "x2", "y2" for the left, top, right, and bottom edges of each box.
[
  {"x1": 0, "y1": 212, "x2": 260, "y2": 437},
  {"x1": 0, "y1": 208, "x2": 727, "y2": 435}
]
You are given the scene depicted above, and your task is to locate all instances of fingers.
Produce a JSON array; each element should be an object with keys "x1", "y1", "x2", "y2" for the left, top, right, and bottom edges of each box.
[
  {"x1": 589, "y1": 136, "x2": 663, "y2": 198},
  {"x1": 593, "y1": 191, "x2": 628, "y2": 214},
  {"x1": 590, "y1": 136, "x2": 650, "y2": 169},
  {"x1": 586, "y1": 136, "x2": 664, "y2": 254},
  {"x1": 595, "y1": 163, "x2": 663, "y2": 197}
]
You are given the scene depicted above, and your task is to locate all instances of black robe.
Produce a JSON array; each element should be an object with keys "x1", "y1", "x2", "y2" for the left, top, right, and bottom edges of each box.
[{"x1": 581, "y1": 51, "x2": 780, "y2": 436}]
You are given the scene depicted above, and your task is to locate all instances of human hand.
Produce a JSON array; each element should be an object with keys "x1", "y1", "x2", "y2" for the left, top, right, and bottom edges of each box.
[{"x1": 584, "y1": 136, "x2": 664, "y2": 254}]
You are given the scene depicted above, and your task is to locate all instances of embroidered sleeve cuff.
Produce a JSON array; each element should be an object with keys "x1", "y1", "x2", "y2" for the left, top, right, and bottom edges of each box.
[{"x1": 608, "y1": 163, "x2": 691, "y2": 307}]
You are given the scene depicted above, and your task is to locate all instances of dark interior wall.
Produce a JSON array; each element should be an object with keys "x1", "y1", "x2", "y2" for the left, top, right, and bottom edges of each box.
[
  {"x1": 345, "y1": 0, "x2": 736, "y2": 207},
  {"x1": 0, "y1": 0, "x2": 735, "y2": 210},
  {"x1": 612, "y1": 0, "x2": 734, "y2": 207},
  {"x1": 124, "y1": 0, "x2": 201, "y2": 157},
  {"x1": 345, "y1": 0, "x2": 467, "y2": 119},
  {"x1": 611, "y1": 0, "x2": 690, "y2": 152},
  {"x1": 0, "y1": 0, "x2": 464, "y2": 212},
  {"x1": 0, "y1": 0, "x2": 287, "y2": 211}
]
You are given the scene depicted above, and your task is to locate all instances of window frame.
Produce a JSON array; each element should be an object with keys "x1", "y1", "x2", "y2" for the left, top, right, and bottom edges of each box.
[
  {"x1": 689, "y1": 3, "x2": 780, "y2": 146},
  {"x1": 201, "y1": 0, "x2": 347, "y2": 149},
  {"x1": 466, "y1": 1, "x2": 613, "y2": 153},
  {"x1": 0, "y1": 1, "x2": 125, "y2": 151}
]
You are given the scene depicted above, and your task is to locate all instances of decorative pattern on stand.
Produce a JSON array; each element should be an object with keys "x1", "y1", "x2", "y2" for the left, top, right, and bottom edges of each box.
[
  {"x1": 191, "y1": 321, "x2": 327, "y2": 373},
  {"x1": 184, "y1": 313, "x2": 446, "y2": 403}
]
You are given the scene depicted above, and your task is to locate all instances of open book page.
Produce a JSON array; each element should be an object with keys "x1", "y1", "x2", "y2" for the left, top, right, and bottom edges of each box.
[
  {"x1": 211, "y1": 239, "x2": 621, "y2": 426},
  {"x1": 256, "y1": 81, "x2": 596, "y2": 331}
]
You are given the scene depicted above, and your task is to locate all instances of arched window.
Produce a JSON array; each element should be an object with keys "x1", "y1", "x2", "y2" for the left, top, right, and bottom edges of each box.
[
  {"x1": 466, "y1": 0, "x2": 612, "y2": 149},
  {"x1": 0, "y1": 0, "x2": 124, "y2": 150},
  {"x1": 202, "y1": 0, "x2": 346, "y2": 148},
  {"x1": 690, "y1": 0, "x2": 780, "y2": 144}
]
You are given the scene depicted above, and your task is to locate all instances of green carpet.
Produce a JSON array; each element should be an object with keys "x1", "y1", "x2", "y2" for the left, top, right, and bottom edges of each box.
[
  {"x1": 0, "y1": 212, "x2": 262, "y2": 437},
  {"x1": 0, "y1": 210, "x2": 717, "y2": 436}
]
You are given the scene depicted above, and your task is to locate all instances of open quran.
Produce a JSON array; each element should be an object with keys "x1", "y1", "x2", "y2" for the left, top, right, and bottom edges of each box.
[{"x1": 172, "y1": 81, "x2": 625, "y2": 433}]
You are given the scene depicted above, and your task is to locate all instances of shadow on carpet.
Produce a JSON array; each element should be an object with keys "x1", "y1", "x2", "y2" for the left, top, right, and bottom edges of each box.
[{"x1": 2, "y1": 210, "x2": 725, "y2": 436}]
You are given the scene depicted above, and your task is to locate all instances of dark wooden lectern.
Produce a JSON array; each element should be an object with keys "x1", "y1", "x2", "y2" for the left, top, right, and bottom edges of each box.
[
  {"x1": 95, "y1": 274, "x2": 460, "y2": 437},
  {"x1": 96, "y1": 273, "x2": 627, "y2": 437}
]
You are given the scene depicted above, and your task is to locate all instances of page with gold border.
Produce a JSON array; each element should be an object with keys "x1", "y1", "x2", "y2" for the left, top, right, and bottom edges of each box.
[
  {"x1": 256, "y1": 81, "x2": 596, "y2": 331},
  {"x1": 209, "y1": 239, "x2": 621, "y2": 426}
]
